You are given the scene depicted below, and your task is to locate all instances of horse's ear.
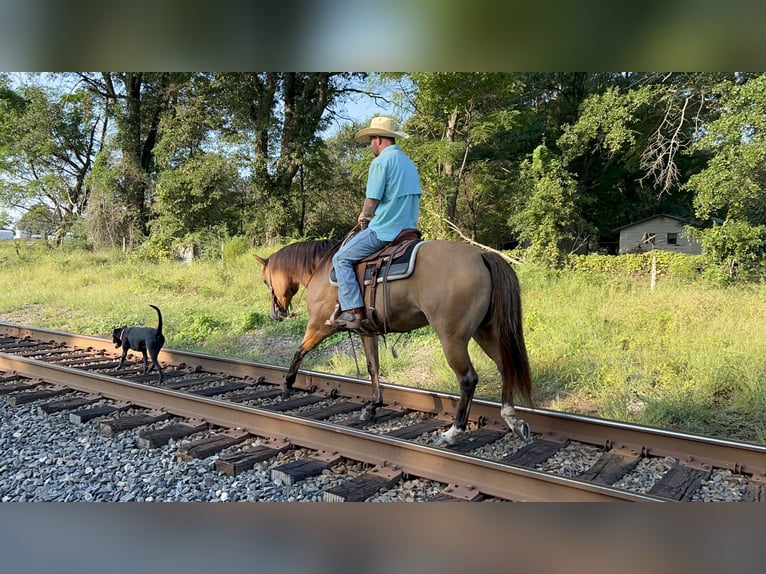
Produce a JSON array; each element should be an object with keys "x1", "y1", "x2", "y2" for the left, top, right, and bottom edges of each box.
[{"x1": 254, "y1": 254, "x2": 268, "y2": 266}]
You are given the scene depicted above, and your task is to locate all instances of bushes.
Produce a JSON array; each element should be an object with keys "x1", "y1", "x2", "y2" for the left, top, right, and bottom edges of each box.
[{"x1": 566, "y1": 251, "x2": 702, "y2": 282}]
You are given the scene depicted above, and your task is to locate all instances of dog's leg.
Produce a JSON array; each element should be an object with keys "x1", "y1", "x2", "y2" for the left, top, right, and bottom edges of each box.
[
  {"x1": 117, "y1": 346, "x2": 129, "y2": 371},
  {"x1": 147, "y1": 346, "x2": 163, "y2": 382},
  {"x1": 141, "y1": 350, "x2": 149, "y2": 374}
]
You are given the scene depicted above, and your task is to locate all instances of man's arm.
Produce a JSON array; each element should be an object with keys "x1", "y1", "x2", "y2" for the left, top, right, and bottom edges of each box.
[{"x1": 359, "y1": 198, "x2": 379, "y2": 227}]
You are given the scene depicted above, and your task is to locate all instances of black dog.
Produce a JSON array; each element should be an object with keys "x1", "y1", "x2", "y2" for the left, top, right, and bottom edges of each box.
[{"x1": 112, "y1": 304, "x2": 165, "y2": 382}]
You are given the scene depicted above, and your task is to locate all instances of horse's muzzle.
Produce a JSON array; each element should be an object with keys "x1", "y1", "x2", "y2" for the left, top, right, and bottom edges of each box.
[{"x1": 270, "y1": 308, "x2": 289, "y2": 322}]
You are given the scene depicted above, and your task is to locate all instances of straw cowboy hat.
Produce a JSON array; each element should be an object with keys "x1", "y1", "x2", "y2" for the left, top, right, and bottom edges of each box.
[{"x1": 354, "y1": 116, "x2": 409, "y2": 143}]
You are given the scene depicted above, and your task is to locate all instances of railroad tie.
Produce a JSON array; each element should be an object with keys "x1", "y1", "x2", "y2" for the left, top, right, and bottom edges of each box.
[
  {"x1": 69, "y1": 404, "x2": 129, "y2": 425},
  {"x1": 341, "y1": 408, "x2": 405, "y2": 428},
  {"x1": 324, "y1": 465, "x2": 403, "y2": 502},
  {"x1": 188, "y1": 382, "x2": 250, "y2": 397},
  {"x1": 743, "y1": 473, "x2": 766, "y2": 502},
  {"x1": 270, "y1": 450, "x2": 342, "y2": 486},
  {"x1": 263, "y1": 394, "x2": 326, "y2": 412},
  {"x1": 303, "y1": 400, "x2": 365, "y2": 420},
  {"x1": 429, "y1": 484, "x2": 485, "y2": 502},
  {"x1": 447, "y1": 428, "x2": 507, "y2": 454},
  {"x1": 37, "y1": 395, "x2": 101, "y2": 416},
  {"x1": 0, "y1": 379, "x2": 43, "y2": 395},
  {"x1": 648, "y1": 458, "x2": 712, "y2": 501},
  {"x1": 99, "y1": 411, "x2": 172, "y2": 437},
  {"x1": 224, "y1": 387, "x2": 283, "y2": 403},
  {"x1": 215, "y1": 438, "x2": 291, "y2": 476},
  {"x1": 384, "y1": 417, "x2": 447, "y2": 440},
  {"x1": 176, "y1": 430, "x2": 250, "y2": 461},
  {"x1": 137, "y1": 420, "x2": 209, "y2": 449},
  {"x1": 501, "y1": 433, "x2": 569, "y2": 468},
  {"x1": 577, "y1": 444, "x2": 642, "y2": 485},
  {"x1": 5, "y1": 386, "x2": 70, "y2": 406}
]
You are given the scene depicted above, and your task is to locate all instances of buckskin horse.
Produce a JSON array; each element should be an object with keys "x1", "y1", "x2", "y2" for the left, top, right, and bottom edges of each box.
[{"x1": 254, "y1": 236, "x2": 533, "y2": 446}]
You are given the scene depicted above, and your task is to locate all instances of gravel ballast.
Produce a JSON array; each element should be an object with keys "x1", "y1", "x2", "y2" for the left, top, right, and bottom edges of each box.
[{"x1": 0, "y1": 395, "x2": 749, "y2": 502}]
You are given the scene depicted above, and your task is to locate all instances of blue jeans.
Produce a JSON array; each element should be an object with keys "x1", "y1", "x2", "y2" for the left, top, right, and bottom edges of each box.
[{"x1": 332, "y1": 228, "x2": 389, "y2": 311}]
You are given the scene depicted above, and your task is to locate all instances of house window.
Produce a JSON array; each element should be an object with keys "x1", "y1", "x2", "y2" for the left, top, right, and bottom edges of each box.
[{"x1": 667, "y1": 232, "x2": 678, "y2": 245}]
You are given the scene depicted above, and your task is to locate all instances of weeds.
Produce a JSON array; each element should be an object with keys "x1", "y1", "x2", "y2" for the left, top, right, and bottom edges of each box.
[{"x1": 0, "y1": 241, "x2": 764, "y2": 443}]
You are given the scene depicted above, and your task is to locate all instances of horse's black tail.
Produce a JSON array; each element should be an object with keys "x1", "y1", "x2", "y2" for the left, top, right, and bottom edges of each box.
[
  {"x1": 481, "y1": 253, "x2": 533, "y2": 408},
  {"x1": 150, "y1": 304, "x2": 163, "y2": 336}
]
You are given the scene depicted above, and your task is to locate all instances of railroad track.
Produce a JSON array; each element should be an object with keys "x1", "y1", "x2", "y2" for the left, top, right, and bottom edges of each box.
[{"x1": 1, "y1": 322, "x2": 764, "y2": 502}]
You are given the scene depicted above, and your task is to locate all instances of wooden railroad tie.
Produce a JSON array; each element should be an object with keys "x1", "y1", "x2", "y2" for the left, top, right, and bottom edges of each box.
[
  {"x1": 215, "y1": 438, "x2": 291, "y2": 476},
  {"x1": 324, "y1": 465, "x2": 403, "y2": 502},
  {"x1": 270, "y1": 450, "x2": 342, "y2": 486}
]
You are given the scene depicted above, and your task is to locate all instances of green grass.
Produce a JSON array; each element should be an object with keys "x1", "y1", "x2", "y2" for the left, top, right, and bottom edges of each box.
[{"x1": 1, "y1": 240, "x2": 765, "y2": 444}]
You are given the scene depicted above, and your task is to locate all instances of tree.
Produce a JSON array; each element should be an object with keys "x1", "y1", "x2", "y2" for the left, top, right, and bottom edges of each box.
[
  {"x1": 0, "y1": 83, "x2": 104, "y2": 243},
  {"x1": 209, "y1": 73, "x2": 366, "y2": 240},
  {"x1": 685, "y1": 73, "x2": 766, "y2": 279},
  {"x1": 77, "y1": 72, "x2": 188, "y2": 237},
  {"x1": 17, "y1": 204, "x2": 54, "y2": 237},
  {"x1": 509, "y1": 144, "x2": 591, "y2": 265},
  {"x1": 400, "y1": 73, "x2": 528, "y2": 244}
]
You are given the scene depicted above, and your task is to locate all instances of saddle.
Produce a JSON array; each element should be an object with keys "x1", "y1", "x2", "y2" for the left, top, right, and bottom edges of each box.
[{"x1": 330, "y1": 228, "x2": 425, "y2": 333}]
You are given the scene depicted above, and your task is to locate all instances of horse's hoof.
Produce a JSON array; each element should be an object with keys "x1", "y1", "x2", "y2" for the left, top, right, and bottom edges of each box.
[
  {"x1": 514, "y1": 420, "x2": 531, "y2": 442},
  {"x1": 432, "y1": 434, "x2": 450, "y2": 447},
  {"x1": 433, "y1": 427, "x2": 458, "y2": 447}
]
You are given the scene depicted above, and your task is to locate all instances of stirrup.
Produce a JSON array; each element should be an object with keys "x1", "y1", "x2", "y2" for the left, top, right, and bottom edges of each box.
[{"x1": 325, "y1": 304, "x2": 341, "y2": 327}]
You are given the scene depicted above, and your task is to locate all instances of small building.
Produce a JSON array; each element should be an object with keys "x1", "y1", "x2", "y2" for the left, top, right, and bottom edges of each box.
[{"x1": 614, "y1": 214, "x2": 702, "y2": 255}]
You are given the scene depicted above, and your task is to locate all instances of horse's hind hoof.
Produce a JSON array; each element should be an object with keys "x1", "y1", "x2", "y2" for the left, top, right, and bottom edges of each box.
[
  {"x1": 514, "y1": 420, "x2": 531, "y2": 442},
  {"x1": 359, "y1": 407, "x2": 373, "y2": 422}
]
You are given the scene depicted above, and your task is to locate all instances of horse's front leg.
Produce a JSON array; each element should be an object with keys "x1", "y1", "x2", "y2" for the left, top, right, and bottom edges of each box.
[
  {"x1": 359, "y1": 334, "x2": 382, "y2": 421},
  {"x1": 284, "y1": 324, "x2": 333, "y2": 397}
]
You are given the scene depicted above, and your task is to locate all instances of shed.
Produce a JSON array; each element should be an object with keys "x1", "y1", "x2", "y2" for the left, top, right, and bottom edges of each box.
[{"x1": 614, "y1": 214, "x2": 702, "y2": 255}]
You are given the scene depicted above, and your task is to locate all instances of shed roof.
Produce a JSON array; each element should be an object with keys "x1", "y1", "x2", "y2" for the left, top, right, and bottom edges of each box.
[{"x1": 612, "y1": 213, "x2": 697, "y2": 233}]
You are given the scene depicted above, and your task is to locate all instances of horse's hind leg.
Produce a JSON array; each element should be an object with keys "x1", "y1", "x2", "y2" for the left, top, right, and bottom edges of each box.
[{"x1": 473, "y1": 328, "x2": 531, "y2": 442}]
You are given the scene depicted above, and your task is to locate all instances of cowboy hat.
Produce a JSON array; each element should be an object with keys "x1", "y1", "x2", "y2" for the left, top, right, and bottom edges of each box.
[{"x1": 354, "y1": 116, "x2": 409, "y2": 143}]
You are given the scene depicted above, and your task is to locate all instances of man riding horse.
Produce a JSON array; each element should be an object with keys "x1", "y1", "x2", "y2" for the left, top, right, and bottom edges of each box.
[{"x1": 327, "y1": 116, "x2": 422, "y2": 331}]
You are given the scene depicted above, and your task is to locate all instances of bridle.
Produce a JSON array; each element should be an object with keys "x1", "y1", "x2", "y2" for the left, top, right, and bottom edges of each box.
[{"x1": 265, "y1": 267, "x2": 289, "y2": 317}]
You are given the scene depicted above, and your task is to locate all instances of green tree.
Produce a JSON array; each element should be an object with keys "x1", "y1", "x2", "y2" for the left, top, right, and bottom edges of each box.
[
  {"x1": 0, "y1": 83, "x2": 104, "y2": 243},
  {"x1": 17, "y1": 204, "x2": 54, "y2": 237},
  {"x1": 77, "y1": 72, "x2": 188, "y2": 237},
  {"x1": 685, "y1": 73, "x2": 766, "y2": 279},
  {"x1": 209, "y1": 73, "x2": 365, "y2": 240},
  {"x1": 509, "y1": 144, "x2": 591, "y2": 265}
]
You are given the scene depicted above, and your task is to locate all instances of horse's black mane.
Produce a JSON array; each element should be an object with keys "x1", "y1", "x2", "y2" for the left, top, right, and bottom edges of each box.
[{"x1": 270, "y1": 239, "x2": 340, "y2": 273}]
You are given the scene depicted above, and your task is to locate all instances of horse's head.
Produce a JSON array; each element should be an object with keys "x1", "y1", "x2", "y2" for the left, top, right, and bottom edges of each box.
[{"x1": 255, "y1": 253, "x2": 298, "y2": 322}]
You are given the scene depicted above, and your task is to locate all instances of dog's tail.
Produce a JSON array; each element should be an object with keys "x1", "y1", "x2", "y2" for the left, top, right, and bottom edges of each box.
[{"x1": 149, "y1": 304, "x2": 163, "y2": 335}]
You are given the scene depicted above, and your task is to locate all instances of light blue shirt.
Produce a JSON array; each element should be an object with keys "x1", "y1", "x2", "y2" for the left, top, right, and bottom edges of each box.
[{"x1": 366, "y1": 144, "x2": 421, "y2": 241}]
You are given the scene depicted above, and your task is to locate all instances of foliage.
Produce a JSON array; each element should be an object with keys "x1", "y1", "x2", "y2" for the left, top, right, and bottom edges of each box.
[
  {"x1": 693, "y1": 220, "x2": 766, "y2": 283},
  {"x1": 3, "y1": 72, "x2": 766, "y2": 275},
  {"x1": 1, "y1": 240, "x2": 764, "y2": 443},
  {"x1": 0, "y1": 84, "x2": 103, "y2": 242},
  {"x1": 509, "y1": 145, "x2": 592, "y2": 265},
  {"x1": 685, "y1": 75, "x2": 766, "y2": 281},
  {"x1": 566, "y1": 250, "x2": 702, "y2": 282},
  {"x1": 687, "y1": 75, "x2": 766, "y2": 224}
]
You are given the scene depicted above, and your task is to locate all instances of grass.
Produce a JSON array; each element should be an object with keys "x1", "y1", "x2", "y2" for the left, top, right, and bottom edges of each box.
[{"x1": 1, "y1": 239, "x2": 765, "y2": 444}]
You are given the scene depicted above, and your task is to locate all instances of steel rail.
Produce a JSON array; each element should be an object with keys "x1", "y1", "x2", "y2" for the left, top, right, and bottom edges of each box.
[
  {"x1": 2, "y1": 322, "x2": 765, "y2": 476},
  {"x1": 0, "y1": 351, "x2": 661, "y2": 502}
]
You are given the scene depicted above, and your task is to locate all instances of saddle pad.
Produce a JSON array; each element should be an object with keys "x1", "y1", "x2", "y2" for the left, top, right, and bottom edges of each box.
[{"x1": 329, "y1": 240, "x2": 427, "y2": 286}]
